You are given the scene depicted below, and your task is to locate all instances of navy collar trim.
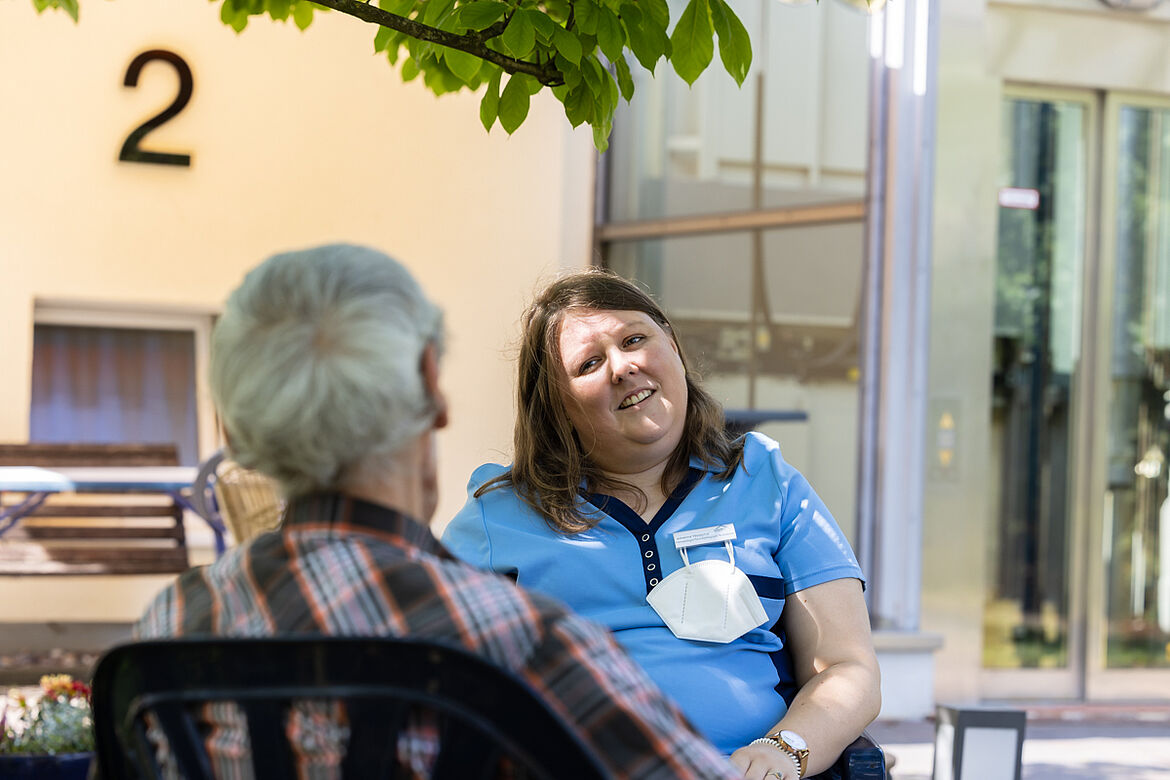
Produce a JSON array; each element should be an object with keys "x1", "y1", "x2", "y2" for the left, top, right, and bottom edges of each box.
[
  {"x1": 580, "y1": 467, "x2": 703, "y2": 536},
  {"x1": 580, "y1": 468, "x2": 704, "y2": 594}
]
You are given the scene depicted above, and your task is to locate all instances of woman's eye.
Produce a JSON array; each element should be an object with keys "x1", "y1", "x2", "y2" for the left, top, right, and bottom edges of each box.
[
  {"x1": 578, "y1": 358, "x2": 600, "y2": 375},
  {"x1": 624, "y1": 335, "x2": 645, "y2": 348}
]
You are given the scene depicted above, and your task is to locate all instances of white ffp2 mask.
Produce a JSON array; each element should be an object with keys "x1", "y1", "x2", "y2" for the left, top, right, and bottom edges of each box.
[{"x1": 646, "y1": 538, "x2": 769, "y2": 643}]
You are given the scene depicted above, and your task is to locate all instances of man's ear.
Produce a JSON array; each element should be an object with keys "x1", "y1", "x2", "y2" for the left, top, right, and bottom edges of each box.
[{"x1": 420, "y1": 343, "x2": 449, "y2": 430}]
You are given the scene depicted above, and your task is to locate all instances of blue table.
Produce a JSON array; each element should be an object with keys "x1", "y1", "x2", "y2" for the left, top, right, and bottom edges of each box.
[
  {"x1": 0, "y1": 466, "x2": 227, "y2": 556},
  {"x1": 723, "y1": 408, "x2": 810, "y2": 436}
]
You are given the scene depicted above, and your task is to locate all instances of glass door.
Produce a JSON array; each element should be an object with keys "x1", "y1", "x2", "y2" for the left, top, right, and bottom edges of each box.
[
  {"x1": 1087, "y1": 95, "x2": 1170, "y2": 697},
  {"x1": 981, "y1": 88, "x2": 1096, "y2": 699}
]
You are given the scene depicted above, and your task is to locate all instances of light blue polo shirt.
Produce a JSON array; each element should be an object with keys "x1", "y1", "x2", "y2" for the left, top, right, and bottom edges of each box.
[{"x1": 441, "y1": 432, "x2": 864, "y2": 755}]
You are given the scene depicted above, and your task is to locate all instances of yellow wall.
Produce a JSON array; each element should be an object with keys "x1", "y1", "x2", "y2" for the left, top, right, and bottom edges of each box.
[{"x1": 0, "y1": 0, "x2": 595, "y2": 620}]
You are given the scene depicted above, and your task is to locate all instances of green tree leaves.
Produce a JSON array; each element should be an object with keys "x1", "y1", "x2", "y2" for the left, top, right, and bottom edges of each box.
[
  {"x1": 670, "y1": 0, "x2": 714, "y2": 86},
  {"x1": 619, "y1": 2, "x2": 670, "y2": 72},
  {"x1": 595, "y1": 7, "x2": 624, "y2": 63},
  {"x1": 709, "y1": 0, "x2": 752, "y2": 86},
  {"x1": 444, "y1": 47, "x2": 483, "y2": 82},
  {"x1": 450, "y1": 0, "x2": 507, "y2": 31},
  {"x1": 480, "y1": 69, "x2": 502, "y2": 130},
  {"x1": 498, "y1": 72, "x2": 533, "y2": 133},
  {"x1": 671, "y1": 0, "x2": 750, "y2": 87},
  {"x1": 34, "y1": 0, "x2": 78, "y2": 21},
  {"x1": 30, "y1": 0, "x2": 755, "y2": 150},
  {"x1": 500, "y1": 9, "x2": 536, "y2": 57}
]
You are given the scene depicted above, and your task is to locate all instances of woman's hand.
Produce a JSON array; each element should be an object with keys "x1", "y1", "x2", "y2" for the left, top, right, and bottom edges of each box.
[{"x1": 730, "y1": 741, "x2": 800, "y2": 779}]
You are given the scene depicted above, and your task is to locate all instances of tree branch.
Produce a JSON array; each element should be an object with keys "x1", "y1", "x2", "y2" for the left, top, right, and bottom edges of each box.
[{"x1": 309, "y1": 0, "x2": 564, "y2": 85}]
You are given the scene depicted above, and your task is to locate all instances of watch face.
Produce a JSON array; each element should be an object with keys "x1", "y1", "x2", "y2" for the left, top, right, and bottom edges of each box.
[{"x1": 779, "y1": 730, "x2": 808, "y2": 751}]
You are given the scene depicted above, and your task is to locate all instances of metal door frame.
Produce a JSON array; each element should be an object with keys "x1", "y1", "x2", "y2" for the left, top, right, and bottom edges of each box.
[
  {"x1": 1084, "y1": 90, "x2": 1170, "y2": 700},
  {"x1": 979, "y1": 84, "x2": 1100, "y2": 701}
]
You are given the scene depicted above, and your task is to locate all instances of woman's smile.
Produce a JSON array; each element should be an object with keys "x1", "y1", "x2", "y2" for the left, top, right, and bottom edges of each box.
[{"x1": 618, "y1": 387, "x2": 656, "y2": 410}]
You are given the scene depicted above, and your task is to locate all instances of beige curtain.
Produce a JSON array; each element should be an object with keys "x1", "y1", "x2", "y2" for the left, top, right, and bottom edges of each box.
[{"x1": 29, "y1": 324, "x2": 199, "y2": 465}]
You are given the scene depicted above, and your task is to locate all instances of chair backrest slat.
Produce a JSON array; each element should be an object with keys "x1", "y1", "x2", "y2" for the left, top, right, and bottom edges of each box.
[
  {"x1": 338, "y1": 697, "x2": 412, "y2": 778},
  {"x1": 150, "y1": 700, "x2": 214, "y2": 779},
  {"x1": 241, "y1": 699, "x2": 296, "y2": 780},
  {"x1": 430, "y1": 715, "x2": 505, "y2": 780},
  {"x1": 129, "y1": 712, "x2": 165, "y2": 779}
]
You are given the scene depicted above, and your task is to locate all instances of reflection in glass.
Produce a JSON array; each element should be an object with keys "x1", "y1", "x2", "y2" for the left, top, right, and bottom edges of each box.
[
  {"x1": 607, "y1": 226, "x2": 863, "y2": 536},
  {"x1": 834, "y1": 0, "x2": 888, "y2": 12},
  {"x1": 608, "y1": 226, "x2": 862, "y2": 383},
  {"x1": 983, "y1": 98, "x2": 1086, "y2": 670},
  {"x1": 1103, "y1": 105, "x2": 1170, "y2": 669},
  {"x1": 601, "y1": 3, "x2": 870, "y2": 543},
  {"x1": 604, "y1": 0, "x2": 870, "y2": 222}
]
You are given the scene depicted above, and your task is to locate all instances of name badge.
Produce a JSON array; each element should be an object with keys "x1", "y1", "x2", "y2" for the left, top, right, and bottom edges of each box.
[{"x1": 672, "y1": 524, "x2": 736, "y2": 549}]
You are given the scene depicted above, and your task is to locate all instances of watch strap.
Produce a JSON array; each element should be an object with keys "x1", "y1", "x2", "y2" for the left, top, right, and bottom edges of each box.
[
  {"x1": 767, "y1": 731, "x2": 809, "y2": 778},
  {"x1": 748, "y1": 737, "x2": 803, "y2": 779}
]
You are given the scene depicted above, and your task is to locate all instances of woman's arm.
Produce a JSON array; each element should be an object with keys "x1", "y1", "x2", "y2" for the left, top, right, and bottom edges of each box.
[{"x1": 730, "y1": 578, "x2": 881, "y2": 779}]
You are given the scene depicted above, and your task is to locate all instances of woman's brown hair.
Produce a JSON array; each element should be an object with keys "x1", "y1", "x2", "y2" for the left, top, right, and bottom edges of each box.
[{"x1": 477, "y1": 268, "x2": 744, "y2": 534}]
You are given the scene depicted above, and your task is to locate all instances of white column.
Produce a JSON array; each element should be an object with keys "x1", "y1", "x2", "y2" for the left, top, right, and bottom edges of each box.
[{"x1": 857, "y1": 0, "x2": 939, "y2": 634}]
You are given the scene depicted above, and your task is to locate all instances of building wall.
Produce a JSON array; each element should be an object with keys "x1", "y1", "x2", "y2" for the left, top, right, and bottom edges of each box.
[
  {"x1": 924, "y1": 0, "x2": 1001, "y2": 705},
  {"x1": 927, "y1": 0, "x2": 1170, "y2": 703},
  {"x1": 0, "y1": 0, "x2": 595, "y2": 620}
]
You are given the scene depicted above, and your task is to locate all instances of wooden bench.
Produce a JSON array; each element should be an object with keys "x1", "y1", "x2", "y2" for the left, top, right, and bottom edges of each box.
[{"x1": 0, "y1": 443, "x2": 189, "y2": 576}]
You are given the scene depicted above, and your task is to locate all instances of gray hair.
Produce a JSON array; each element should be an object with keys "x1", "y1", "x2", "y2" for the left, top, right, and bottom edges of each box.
[{"x1": 210, "y1": 243, "x2": 444, "y2": 496}]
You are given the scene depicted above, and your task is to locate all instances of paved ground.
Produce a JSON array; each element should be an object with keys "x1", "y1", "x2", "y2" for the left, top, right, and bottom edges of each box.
[{"x1": 870, "y1": 717, "x2": 1170, "y2": 779}]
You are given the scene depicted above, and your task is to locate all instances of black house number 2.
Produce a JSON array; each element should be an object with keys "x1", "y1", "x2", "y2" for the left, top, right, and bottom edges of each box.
[{"x1": 119, "y1": 49, "x2": 193, "y2": 167}]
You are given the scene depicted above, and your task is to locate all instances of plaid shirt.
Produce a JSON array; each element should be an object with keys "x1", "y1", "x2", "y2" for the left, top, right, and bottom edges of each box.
[{"x1": 135, "y1": 493, "x2": 740, "y2": 779}]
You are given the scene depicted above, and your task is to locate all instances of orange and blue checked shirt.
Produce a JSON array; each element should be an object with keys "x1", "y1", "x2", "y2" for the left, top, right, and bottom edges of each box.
[{"x1": 134, "y1": 492, "x2": 741, "y2": 779}]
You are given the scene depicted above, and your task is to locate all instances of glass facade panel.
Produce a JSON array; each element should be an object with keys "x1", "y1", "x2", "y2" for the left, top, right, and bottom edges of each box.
[
  {"x1": 607, "y1": 224, "x2": 863, "y2": 538},
  {"x1": 983, "y1": 98, "x2": 1087, "y2": 669},
  {"x1": 604, "y1": 0, "x2": 870, "y2": 223},
  {"x1": 1102, "y1": 105, "x2": 1170, "y2": 669}
]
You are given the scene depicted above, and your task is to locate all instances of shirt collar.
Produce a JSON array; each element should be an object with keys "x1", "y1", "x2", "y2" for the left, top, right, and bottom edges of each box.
[
  {"x1": 689, "y1": 453, "x2": 723, "y2": 472},
  {"x1": 281, "y1": 491, "x2": 451, "y2": 560}
]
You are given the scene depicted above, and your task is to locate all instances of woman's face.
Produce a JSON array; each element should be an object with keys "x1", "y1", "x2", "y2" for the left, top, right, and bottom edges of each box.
[{"x1": 556, "y1": 309, "x2": 688, "y2": 475}]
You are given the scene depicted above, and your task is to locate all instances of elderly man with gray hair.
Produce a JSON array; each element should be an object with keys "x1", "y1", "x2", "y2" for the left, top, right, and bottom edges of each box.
[{"x1": 134, "y1": 244, "x2": 742, "y2": 779}]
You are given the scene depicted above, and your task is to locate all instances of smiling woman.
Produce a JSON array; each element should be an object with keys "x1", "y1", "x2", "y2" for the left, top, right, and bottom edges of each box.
[
  {"x1": 443, "y1": 269, "x2": 882, "y2": 780},
  {"x1": 472, "y1": 269, "x2": 739, "y2": 532},
  {"x1": 557, "y1": 309, "x2": 688, "y2": 482}
]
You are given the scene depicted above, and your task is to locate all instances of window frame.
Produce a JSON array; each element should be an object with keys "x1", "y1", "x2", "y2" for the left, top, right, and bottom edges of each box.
[{"x1": 32, "y1": 299, "x2": 220, "y2": 463}]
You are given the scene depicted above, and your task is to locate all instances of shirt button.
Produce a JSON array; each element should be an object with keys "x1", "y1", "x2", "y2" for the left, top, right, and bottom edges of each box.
[
  {"x1": 647, "y1": 563, "x2": 656, "y2": 571},
  {"x1": 642, "y1": 534, "x2": 650, "y2": 542},
  {"x1": 644, "y1": 551, "x2": 653, "y2": 558},
  {"x1": 649, "y1": 578, "x2": 659, "y2": 586}
]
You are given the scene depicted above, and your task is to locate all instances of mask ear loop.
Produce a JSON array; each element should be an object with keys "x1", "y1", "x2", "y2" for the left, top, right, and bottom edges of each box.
[
  {"x1": 680, "y1": 547, "x2": 691, "y2": 567},
  {"x1": 724, "y1": 540, "x2": 735, "y2": 567}
]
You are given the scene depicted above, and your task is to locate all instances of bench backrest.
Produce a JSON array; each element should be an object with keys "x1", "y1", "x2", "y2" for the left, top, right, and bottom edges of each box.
[
  {"x1": 0, "y1": 442, "x2": 189, "y2": 576},
  {"x1": 0, "y1": 442, "x2": 180, "y2": 467}
]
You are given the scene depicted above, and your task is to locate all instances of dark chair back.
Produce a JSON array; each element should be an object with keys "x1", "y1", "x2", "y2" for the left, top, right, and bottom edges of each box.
[
  {"x1": 91, "y1": 636, "x2": 609, "y2": 780},
  {"x1": 811, "y1": 732, "x2": 887, "y2": 780}
]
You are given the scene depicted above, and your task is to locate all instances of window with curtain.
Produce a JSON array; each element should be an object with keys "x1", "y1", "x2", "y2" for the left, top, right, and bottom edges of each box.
[{"x1": 29, "y1": 324, "x2": 200, "y2": 466}]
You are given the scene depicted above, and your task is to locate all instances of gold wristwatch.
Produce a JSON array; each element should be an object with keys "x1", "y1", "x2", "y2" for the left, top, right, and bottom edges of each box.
[{"x1": 767, "y1": 730, "x2": 809, "y2": 779}]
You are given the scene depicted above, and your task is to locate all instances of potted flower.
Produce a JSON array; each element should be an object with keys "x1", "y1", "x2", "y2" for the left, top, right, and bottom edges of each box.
[{"x1": 0, "y1": 675, "x2": 94, "y2": 779}]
